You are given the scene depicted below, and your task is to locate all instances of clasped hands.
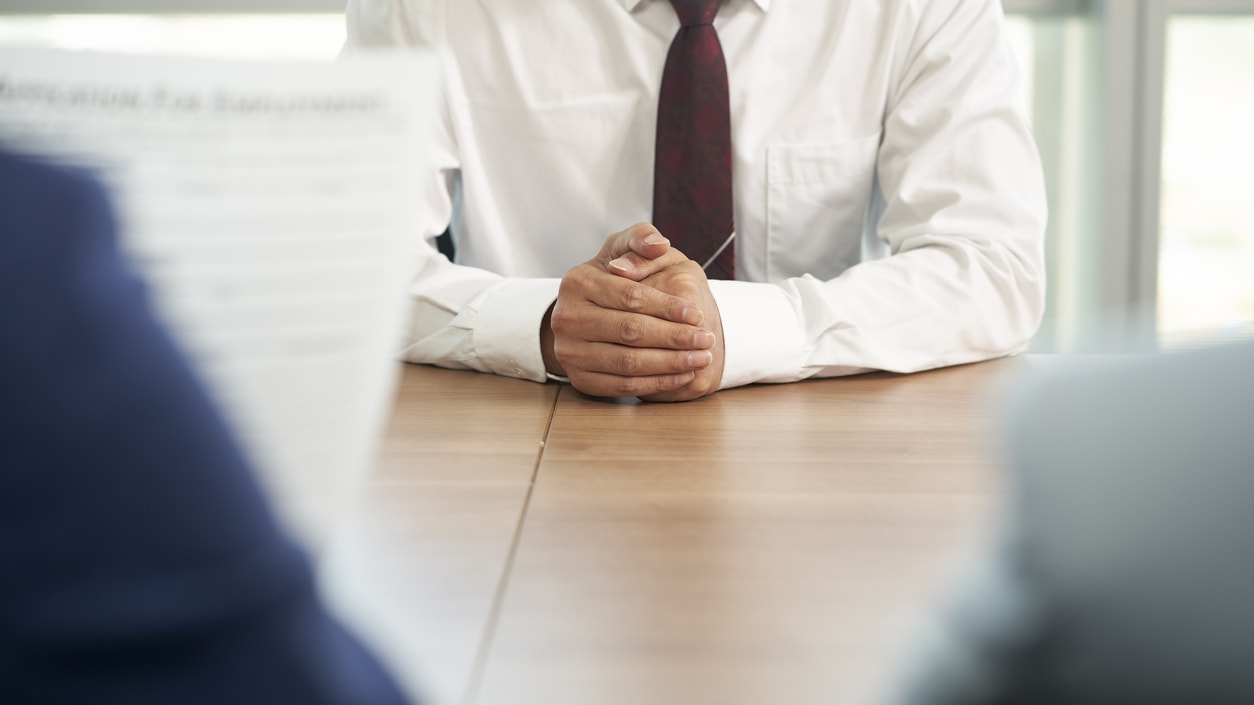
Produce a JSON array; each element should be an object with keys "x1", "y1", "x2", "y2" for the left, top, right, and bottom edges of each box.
[{"x1": 540, "y1": 223, "x2": 724, "y2": 402}]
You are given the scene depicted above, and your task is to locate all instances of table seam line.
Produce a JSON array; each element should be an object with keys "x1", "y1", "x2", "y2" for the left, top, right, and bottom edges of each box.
[{"x1": 458, "y1": 384, "x2": 561, "y2": 705}]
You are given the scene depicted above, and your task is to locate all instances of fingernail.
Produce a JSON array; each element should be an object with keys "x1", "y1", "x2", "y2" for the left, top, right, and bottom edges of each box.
[
  {"x1": 683, "y1": 306, "x2": 705, "y2": 326},
  {"x1": 672, "y1": 371, "x2": 696, "y2": 387},
  {"x1": 687, "y1": 351, "x2": 713, "y2": 368},
  {"x1": 694, "y1": 330, "x2": 715, "y2": 348},
  {"x1": 644, "y1": 232, "x2": 668, "y2": 246},
  {"x1": 607, "y1": 257, "x2": 631, "y2": 273}
]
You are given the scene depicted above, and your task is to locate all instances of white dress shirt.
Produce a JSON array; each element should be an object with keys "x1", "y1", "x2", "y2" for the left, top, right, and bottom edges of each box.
[{"x1": 345, "y1": 0, "x2": 1046, "y2": 389}]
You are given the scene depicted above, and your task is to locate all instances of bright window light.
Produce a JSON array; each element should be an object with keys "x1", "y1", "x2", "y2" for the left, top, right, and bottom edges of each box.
[{"x1": 0, "y1": 14, "x2": 345, "y2": 60}]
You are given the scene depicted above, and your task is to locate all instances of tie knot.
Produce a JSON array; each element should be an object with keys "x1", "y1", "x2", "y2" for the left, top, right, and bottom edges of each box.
[{"x1": 669, "y1": 0, "x2": 721, "y2": 26}]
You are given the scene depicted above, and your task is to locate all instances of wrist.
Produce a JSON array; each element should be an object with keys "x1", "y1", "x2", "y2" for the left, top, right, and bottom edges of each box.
[{"x1": 540, "y1": 302, "x2": 567, "y2": 377}]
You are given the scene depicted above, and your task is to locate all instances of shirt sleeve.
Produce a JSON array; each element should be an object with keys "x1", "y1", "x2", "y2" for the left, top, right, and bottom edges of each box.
[
  {"x1": 346, "y1": 0, "x2": 558, "y2": 383},
  {"x1": 715, "y1": 0, "x2": 1046, "y2": 389}
]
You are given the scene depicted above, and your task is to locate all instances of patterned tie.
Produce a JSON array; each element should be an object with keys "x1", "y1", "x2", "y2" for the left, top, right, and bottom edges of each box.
[{"x1": 653, "y1": 0, "x2": 735, "y2": 279}]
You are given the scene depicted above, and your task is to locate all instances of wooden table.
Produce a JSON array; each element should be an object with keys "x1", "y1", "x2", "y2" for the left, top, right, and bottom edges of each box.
[{"x1": 323, "y1": 357, "x2": 1038, "y2": 705}]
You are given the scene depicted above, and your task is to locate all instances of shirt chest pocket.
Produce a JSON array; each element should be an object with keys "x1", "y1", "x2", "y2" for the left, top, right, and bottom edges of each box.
[
  {"x1": 463, "y1": 95, "x2": 657, "y2": 267},
  {"x1": 765, "y1": 134, "x2": 881, "y2": 281}
]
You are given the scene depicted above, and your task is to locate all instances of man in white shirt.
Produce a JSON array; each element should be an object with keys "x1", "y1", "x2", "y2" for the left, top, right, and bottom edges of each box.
[{"x1": 346, "y1": 0, "x2": 1046, "y2": 401}]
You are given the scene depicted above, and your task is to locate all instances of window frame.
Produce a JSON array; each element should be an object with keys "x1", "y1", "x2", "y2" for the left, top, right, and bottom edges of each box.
[{"x1": 1098, "y1": 0, "x2": 1254, "y2": 349}]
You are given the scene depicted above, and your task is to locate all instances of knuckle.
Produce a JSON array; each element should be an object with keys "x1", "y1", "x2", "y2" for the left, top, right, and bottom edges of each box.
[
  {"x1": 549, "y1": 305, "x2": 575, "y2": 333},
  {"x1": 667, "y1": 251, "x2": 695, "y2": 268},
  {"x1": 671, "y1": 274, "x2": 700, "y2": 298},
  {"x1": 619, "y1": 316, "x2": 645, "y2": 343},
  {"x1": 669, "y1": 298, "x2": 695, "y2": 321},
  {"x1": 673, "y1": 350, "x2": 694, "y2": 371},
  {"x1": 551, "y1": 339, "x2": 576, "y2": 364},
  {"x1": 616, "y1": 349, "x2": 641, "y2": 376},
  {"x1": 621, "y1": 283, "x2": 647, "y2": 311},
  {"x1": 672, "y1": 326, "x2": 694, "y2": 348},
  {"x1": 623, "y1": 222, "x2": 655, "y2": 243},
  {"x1": 601, "y1": 228, "x2": 633, "y2": 258},
  {"x1": 614, "y1": 376, "x2": 648, "y2": 397},
  {"x1": 557, "y1": 271, "x2": 585, "y2": 297}
]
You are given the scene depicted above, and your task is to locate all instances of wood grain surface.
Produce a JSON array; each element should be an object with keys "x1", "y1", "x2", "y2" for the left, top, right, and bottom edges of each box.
[
  {"x1": 327, "y1": 357, "x2": 1041, "y2": 705},
  {"x1": 321, "y1": 365, "x2": 559, "y2": 705}
]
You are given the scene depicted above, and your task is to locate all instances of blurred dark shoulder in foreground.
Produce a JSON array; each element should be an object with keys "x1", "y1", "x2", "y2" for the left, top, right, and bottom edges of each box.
[
  {"x1": 893, "y1": 341, "x2": 1254, "y2": 705},
  {"x1": 0, "y1": 148, "x2": 412, "y2": 705}
]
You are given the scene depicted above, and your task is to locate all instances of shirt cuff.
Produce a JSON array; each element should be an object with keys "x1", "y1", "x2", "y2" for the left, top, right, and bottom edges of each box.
[
  {"x1": 708, "y1": 280, "x2": 805, "y2": 390},
  {"x1": 472, "y1": 277, "x2": 560, "y2": 383}
]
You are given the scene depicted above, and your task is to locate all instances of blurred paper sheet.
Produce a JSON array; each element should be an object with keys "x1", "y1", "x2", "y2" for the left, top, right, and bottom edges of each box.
[{"x1": 0, "y1": 47, "x2": 439, "y2": 550}]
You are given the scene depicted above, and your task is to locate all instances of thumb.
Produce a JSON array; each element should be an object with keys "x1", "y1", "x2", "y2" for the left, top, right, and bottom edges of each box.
[{"x1": 603, "y1": 223, "x2": 672, "y2": 282}]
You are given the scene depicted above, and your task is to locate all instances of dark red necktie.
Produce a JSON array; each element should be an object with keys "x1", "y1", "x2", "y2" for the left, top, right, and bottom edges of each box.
[{"x1": 653, "y1": 0, "x2": 735, "y2": 279}]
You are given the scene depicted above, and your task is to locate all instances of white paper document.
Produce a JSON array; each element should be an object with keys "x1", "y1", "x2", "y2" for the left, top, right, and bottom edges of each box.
[{"x1": 0, "y1": 48, "x2": 440, "y2": 550}]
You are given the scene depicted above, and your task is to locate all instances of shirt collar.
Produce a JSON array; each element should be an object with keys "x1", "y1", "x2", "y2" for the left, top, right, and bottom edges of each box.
[{"x1": 618, "y1": 0, "x2": 772, "y2": 13}]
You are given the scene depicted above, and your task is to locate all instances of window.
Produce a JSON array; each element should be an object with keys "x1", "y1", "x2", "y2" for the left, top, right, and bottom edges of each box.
[
  {"x1": 1157, "y1": 16, "x2": 1254, "y2": 346},
  {"x1": 1002, "y1": 5, "x2": 1101, "y2": 352},
  {"x1": 1004, "y1": 0, "x2": 1254, "y2": 351},
  {"x1": 0, "y1": 13, "x2": 343, "y2": 60}
]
